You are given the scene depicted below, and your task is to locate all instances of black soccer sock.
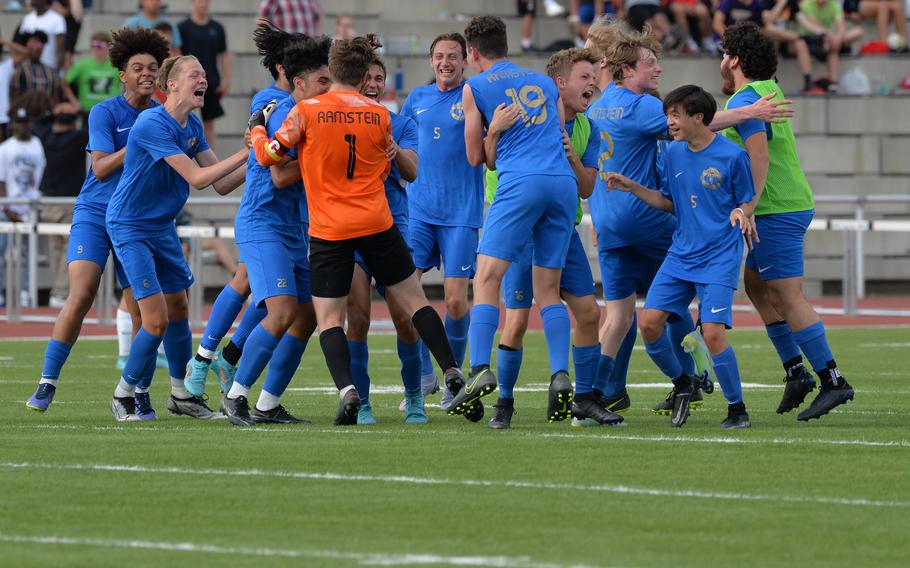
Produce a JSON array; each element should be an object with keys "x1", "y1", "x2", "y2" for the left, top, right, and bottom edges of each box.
[
  {"x1": 194, "y1": 353, "x2": 212, "y2": 365},
  {"x1": 319, "y1": 326, "x2": 354, "y2": 391},
  {"x1": 817, "y1": 360, "x2": 845, "y2": 388},
  {"x1": 803, "y1": 74, "x2": 812, "y2": 90},
  {"x1": 783, "y1": 355, "x2": 806, "y2": 379},
  {"x1": 411, "y1": 306, "x2": 457, "y2": 372},
  {"x1": 221, "y1": 340, "x2": 243, "y2": 366}
]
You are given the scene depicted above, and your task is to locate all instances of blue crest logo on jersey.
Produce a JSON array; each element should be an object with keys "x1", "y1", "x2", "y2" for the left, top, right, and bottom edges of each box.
[
  {"x1": 701, "y1": 167, "x2": 722, "y2": 190},
  {"x1": 450, "y1": 102, "x2": 465, "y2": 121}
]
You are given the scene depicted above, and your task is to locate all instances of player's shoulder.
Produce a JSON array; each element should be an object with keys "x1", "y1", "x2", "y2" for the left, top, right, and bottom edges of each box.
[
  {"x1": 728, "y1": 85, "x2": 761, "y2": 108},
  {"x1": 713, "y1": 134, "x2": 751, "y2": 159}
]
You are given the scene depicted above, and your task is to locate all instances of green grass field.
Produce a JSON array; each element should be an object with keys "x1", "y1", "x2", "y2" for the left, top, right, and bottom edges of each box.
[{"x1": 2, "y1": 327, "x2": 909, "y2": 567}]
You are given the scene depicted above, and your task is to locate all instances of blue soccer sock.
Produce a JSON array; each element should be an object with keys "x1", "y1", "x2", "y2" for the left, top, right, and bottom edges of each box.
[
  {"x1": 231, "y1": 303, "x2": 267, "y2": 351},
  {"x1": 645, "y1": 330, "x2": 684, "y2": 382},
  {"x1": 713, "y1": 345, "x2": 743, "y2": 405},
  {"x1": 135, "y1": 353, "x2": 158, "y2": 390},
  {"x1": 262, "y1": 333, "x2": 308, "y2": 398},
  {"x1": 573, "y1": 344, "x2": 600, "y2": 395},
  {"x1": 349, "y1": 339, "x2": 371, "y2": 404},
  {"x1": 540, "y1": 304, "x2": 571, "y2": 375},
  {"x1": 40, "y1": 339, "x2": 72, "y2": 384},
  {"x1": 444, "y1": 312, "x2": 470, "y2": 369},
  {"x1": 468, "y1": 303, "x2": 499, "y2": 369},
  {"x1": 593, "y1": 353, "x2": 615, "y2": 395},
  {"x1": 397, "y1": 338, "x2": 421, "y2": 395},
  {"x1": 200, "y1": 285, "x2": 247, "y2": 353},
  {"x1": 496, "y1": 345, "x2": 523, "y2": 399},
  {"x1": 604, "y1": 313, "x2": 638, "y2": 395},
  {"x1": 418, "y1": 340, "x2": 434, "y2": 377},
  {"x1": 792, "y1": 321, "x2": 837, "y2": 374},
  {"x1": 233, "y1": 324, "x2": 281, "y2": 390},
  {"x1": 766, "y1": 320, "x2": 803, "y2": 368},
  {"x1": 668, "y1": 312, "x2": 696, "y2": 376},
  {"x1": 163, "y1": 319, "x2": 192, "y2": 381},
  {"x1": 122, "y1": 328, "x2": 163, "y2": 387}
]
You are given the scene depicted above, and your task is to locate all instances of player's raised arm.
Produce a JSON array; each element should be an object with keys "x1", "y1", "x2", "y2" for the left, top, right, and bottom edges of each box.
[
  {"x1": 711, "y1": 93, "x2": 793, "y2": 130},
  {"x1": 605, "y1": 172, "x2": 674, "y2": 212},
  {"x1": 462, "y1": 84, "x2": 486, "y2": 167},
  {"x1": 194, "y1": 148, "x2": 247, "y2": 195},
  {"x1": 250, "y1": 102, "x2": 305, "y2": 166}
]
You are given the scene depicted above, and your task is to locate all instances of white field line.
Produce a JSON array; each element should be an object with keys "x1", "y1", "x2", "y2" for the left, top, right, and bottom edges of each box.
[
  {"x1": 283, "y1": 382, "x2": 782, "y2": 395},
  {"x1": 0, "y1": 534, "x2": 608, "y2": 568},
  {"x1": 1, "y1": 461, "x2": 906, "y2": 509},
  {"x1": 8, "y1": 424, "x2": 910, "y2": 450}
]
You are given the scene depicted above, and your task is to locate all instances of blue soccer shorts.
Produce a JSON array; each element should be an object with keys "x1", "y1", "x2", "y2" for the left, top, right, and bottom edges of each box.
[
  {"x1": 67, "y1": 218, "x2": 130, "y2": 289},
  {"x1": 644, "y1": 267, "x2": 735, "y2": 329},
  {"x1": 503, "y1": 229, "x2": 596, "y2": 309},
  {"x1": 112, "y1": 228, "x2": 193, "y2": 300},
  {"x1": 408, "y1": 218, "x2": 478, "y2": 278},
  {"x1": 241, "y1": 239, "x2": 312, "y2": 307},
  {"x1": 598, "y1": 231, "x2": 672, "y2": 301},
  {"x1": 745, "y1": 210, "x2": 814, "y2": 281}
]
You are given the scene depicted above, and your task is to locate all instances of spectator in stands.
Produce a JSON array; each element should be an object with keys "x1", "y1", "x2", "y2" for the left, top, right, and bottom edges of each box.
[
  {"x1": 713, "y1": 0, "x2": 765, "y2": 39},
  {"x1": 39, "y1": 107, "x2": 87, "y2": 308},
  {"x1": 153, "y1": 21, "x2": 180, "y2": 58},
  {"x1": 124, "y1": 0, "x2": 182, "y2": 53},
  {"x1": 763, "y1": 0, "x2": 816, "y2": 93},
  {"x1": 14, "y1": 0, "x2": 67, "y2": 71},
  {"x1": 10, "y1": 31, "x2": 80, "y2": 118},
  {"x1": 618, "y1": 0, "x2": 670, "y2": 40},
  {"x1": 0, "y1": 108, "x2": 45, "y2": 307},
  {"x1": 518, "y1": 0, "x2": 538, "y2": 51},
  {"x1": 569, "y1": 1, "x2": 613, "y2": 47},
  {"x1": 843, "y1": 0, "x2": 907, "y2": 48},
  {"x1": 334, "y1": 14, "x2": 356, "y2": 41},
  {"x1": 797, "y1": 0, "x2": 864, "y2": 93},
  {"x1": 666, "y1": 0, "x2": 715, "y2": 53},
  {"x1": 52, "y1": 0, "x2": 83, "y2": 70},
  {"x1": 179, "y1": 0, "x2": 231, "y2": 153},
  {"x1": 0, "y1": 38, "x2": 28, "y2": 142},
  {"x1": 65, "y1": 31, "x2": 120, "y2": 113},
  {"x1": 257, "y1": 0, "x2": 322, "y2": 35}
]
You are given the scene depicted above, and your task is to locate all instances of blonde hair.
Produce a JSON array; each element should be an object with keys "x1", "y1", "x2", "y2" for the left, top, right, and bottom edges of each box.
[
  {"x1": 546, "y1": 48, "x2": 599, "y2": 81},
  {"x1": 586, "y1": 17, "x2": 628, "y2": 60},
  {"x1": 156, "y1": 55, "x2": 198, "y2": 93},
  {"x1": 605, "y1": 25, "x2": 661, "y2": 83}
]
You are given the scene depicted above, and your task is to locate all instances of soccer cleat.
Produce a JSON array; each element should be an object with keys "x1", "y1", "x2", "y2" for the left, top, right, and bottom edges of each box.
[
  {"x1": 439, "y1": 384, "x2": 456, "y2": 410},
  {"x1": 462, "y1": 399, "x2": 484, "y2": 422},
  {"x1": 110, "y1": 396, "x2": 140, "y2": 422},
  {"x1": 184, "y1": 357, "x2": 211, "y2": 398},
  {"x1": 681, "y1": 330, "x2": 715, "y2": 394},
  {"x1": 447, "y1": 366, "x2": 496, "y2": 416},
  {"x1": 721, "y1": 405, "x2": 752, "y2": 429},
  {"x1": 116, "y1": 355, "x2": 127, "y2": 371},
  {"x1": 404, "y1": 391, "x2": 428, "y2": 424},
  {"x1": 797, "y1": 381, "x2": 854, "y2": 421},
  {"x1": 653, "y1": 383, "x2": 703, "y2": 415},
  {"x1": 670, "y1": 376, "x2": 695, "y2": 428},
  {"x1": 358, "y1": 401, "x2": 377, "y2": 425},
  {"x1": 546, "y1": 371, "x2": 574, "y2": 422},
  {"x1": 488, "y1": 397, "x2": 514, "y2": 429},
  {"x1": 219, "y1": 395, "x2": 255, "y2": 426},
  {"x1": 155, "y1": 352, "x2": 168, "y2": 369},
  {"x1": 571, "y1": 396, "x2": 624, "y2": 426},
  {"x1": 600, "y1": 389, "x2": 630, "y2": 414},
  {"x1": 169, "y1": 394, "x2": 224, "y2": 420},
  {"x1": 776, "y1": 365, "x2": 816, "y2": 414},
  {"x1": 134, "y1": 391, "x2": 157, "y2": 421},
  {"x1": 421, "y1": 372, "x2": 440, "y2": 396},
  {"x1": 26, "y1": 383, "x2": 56, "y2": 412},
  {"x1": 334, "y1": 389, "x2": 361, "y2": 426},
  {"x1": 211, "y1": 351, "x2": 238, "y2": 394},
  {"x1": 250, "y1": 404, "x2": 310, "y2": 424}
]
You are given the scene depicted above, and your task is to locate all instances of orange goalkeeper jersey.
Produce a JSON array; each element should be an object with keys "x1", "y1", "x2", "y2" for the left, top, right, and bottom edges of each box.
[{"x1": 252, "y1": 90, "x2": 393, "y2": 241}]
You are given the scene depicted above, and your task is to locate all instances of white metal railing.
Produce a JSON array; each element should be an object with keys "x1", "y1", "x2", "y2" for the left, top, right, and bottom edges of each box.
[{"x1": 0, "y1": 195, "x2": 909, "y2": 327}]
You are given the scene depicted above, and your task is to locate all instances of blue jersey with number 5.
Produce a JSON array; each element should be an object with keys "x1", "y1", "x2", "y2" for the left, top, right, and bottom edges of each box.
[{"x1": 466, "y1": 60, "x2": 574, "y2": 185}]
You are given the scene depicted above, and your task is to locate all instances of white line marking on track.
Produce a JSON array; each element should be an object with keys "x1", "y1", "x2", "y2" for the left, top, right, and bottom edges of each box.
[
  {"x1": 1, "y1": 462, "x2": 907, "y2": 509},
  {"x1": 0, "y1": 534, "x2": 609, "y2": 567}
]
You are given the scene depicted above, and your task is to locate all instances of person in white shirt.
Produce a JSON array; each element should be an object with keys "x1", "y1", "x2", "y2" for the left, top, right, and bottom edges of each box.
[{"x1": 16, "y1": 0, "x2": 67, "y2": 71}]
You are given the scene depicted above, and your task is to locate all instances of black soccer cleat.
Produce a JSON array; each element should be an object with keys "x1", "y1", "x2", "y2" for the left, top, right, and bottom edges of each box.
[
  {"x1": 721, "y1": 403, "x2": 752, "y2": 429},
  {"x1": 670, "y1": 375, "x2": 694, "y2": 428},
  {"x1": 447, "y1": 366, "x2": 497, "y2": 416},
  {"x1": 797, "y1": 381, "x2": 854, "y2": 421},
  {"x1": 250, "y1": 404, "x2": 311, "y2": 424},
  {"x1": 334, "y1": 388, "x2": 361, "y2": 426},
  {"x1": 600, "y1": 388, "x2": 631, "y2": 414},
  {"x1": 776, "y1": 365, "x2": 817, "y2": 414},
  {"x1": 462, "y1": 399, "x2": 485, "y2": 423},
  {"x1": 572, "y1": 395, "x2": 624, "y2": 426},
  {"x1": 546, "y1": 371, "x2": 574, "y2": 422},
  {"x1": 220, "y1": 395, "x2": 255, "y2": 426},
  {"x1": 653, "y1": 383, "x2": 703, "y2": 415},
  {"x1": 488, "y1": 397, "x2": 514, "y2": 430}
]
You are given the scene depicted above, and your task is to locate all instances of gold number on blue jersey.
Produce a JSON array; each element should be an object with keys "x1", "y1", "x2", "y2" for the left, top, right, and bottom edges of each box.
[
  {"x1": 505, "y1": 85, "x2": 547, "y2": 127},
  {"x1": 433, "y1": 127, "x2": 441, "y2": 140},
  {"x1": 690, "y1": 195, "x2": 697, "y2": 209}
]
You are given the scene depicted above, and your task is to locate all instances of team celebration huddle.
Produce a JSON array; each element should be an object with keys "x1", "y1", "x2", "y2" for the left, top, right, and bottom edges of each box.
[{"x1": 24, "y1": 14, "x2": 856, "y2": 431}]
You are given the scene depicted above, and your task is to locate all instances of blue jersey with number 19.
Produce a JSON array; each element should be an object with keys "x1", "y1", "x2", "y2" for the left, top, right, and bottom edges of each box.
[
  {"x1": 401, "y1": 82, "x2": 483, "y2": 228},
  {"x1": 466, "y1": 60, "x2": 574, "y2": 184}
]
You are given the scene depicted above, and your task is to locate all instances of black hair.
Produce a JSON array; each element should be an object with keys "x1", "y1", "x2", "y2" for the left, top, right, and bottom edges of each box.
[
  {"x1": 108, "y1": 27, "x2": 170, "y2": 71},
  {"x1": 254, "y1": 18, "x2": 308, "y2": 80},
  {"x1": 721, "y1": 22, "x2": 778, "y2": 81},
  {"x1": 662, "y1": 85, "x2": 717, "y2": 125},
  {"x1": 282, "y1": 35, "x2": 333, "y2": 83},
  {"x1": 463, "y1": 16, "x2": 508, "y2": 59}
]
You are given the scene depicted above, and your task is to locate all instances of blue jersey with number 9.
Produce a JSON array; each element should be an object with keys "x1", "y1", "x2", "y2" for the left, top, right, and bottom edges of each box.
[{"x1": 467, "y1": 60, "x2": 574, "y2": 185}]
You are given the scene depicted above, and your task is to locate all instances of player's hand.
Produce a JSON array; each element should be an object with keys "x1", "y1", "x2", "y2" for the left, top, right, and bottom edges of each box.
[
  {"x1": 243, "y1": 127, "x2": 252, "y2": 149},
  {"x1": 562, "y1": 130, "x2": 580, "y2": 164},
  {"x1": 604, "y1": 172, "x2": 633, "y2": 192},
  {"x1": 489, "y1": 102, "x2": 520, "y2": 135},
  {"x1": 730, "y1": 208, "x2": 759, "y2": 250},
  {"x1": 248, "y1": 99, "x2": 277, "y2": 130},
  {"x1": 386, "y1": 133, "x2": 400, "y2": 161},
  {"x1": 216, "y1": 83, "x2": 230, "y2": 98},
  {"x1": 750, "y1": 92, "x2": 794, "y2": 123}
]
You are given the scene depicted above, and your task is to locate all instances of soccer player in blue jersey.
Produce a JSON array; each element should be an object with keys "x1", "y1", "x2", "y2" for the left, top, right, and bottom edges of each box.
[
  {"x1": 184, "y1": 19, "x2": 305, "y2": 397},
  {"x1": 719, "y1": 22, "x2": 853, "y2": 421},
  {"x1": 606, "y1": 85, "x2": 757, "y2": 428},
  {"x1": 484, "y1": 48, "x2": 621, "y2": 429},
  {"x1": 25, "y1": 28, "x2": 169, "y2": 414},
  {"x1": 218, "y1": 36, "x2": 333, "y2": 426},
  {"x1": 105, "y1": 54, "x2": 248, "y2": 422},
  {"x1": 586, "y1": 25, "x2": 794, "y2": 418},
  {"x1": 400, "y1": 33, "x2": 483, "y2": 407},
  {"x1": 449, "y1": 15, "x2": 579, "y2": 422}
]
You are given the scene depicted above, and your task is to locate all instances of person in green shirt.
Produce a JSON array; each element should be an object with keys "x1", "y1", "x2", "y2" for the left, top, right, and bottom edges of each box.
[
  {"x1": 797, "y1": 0, "x2": 864, "y2": 92},
  {"x1": 720, "y1": 22, "x2": 854, "y2": 422},
  {"x1": 66, "y1": 31, "x2": 121, "y2": 112}
]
